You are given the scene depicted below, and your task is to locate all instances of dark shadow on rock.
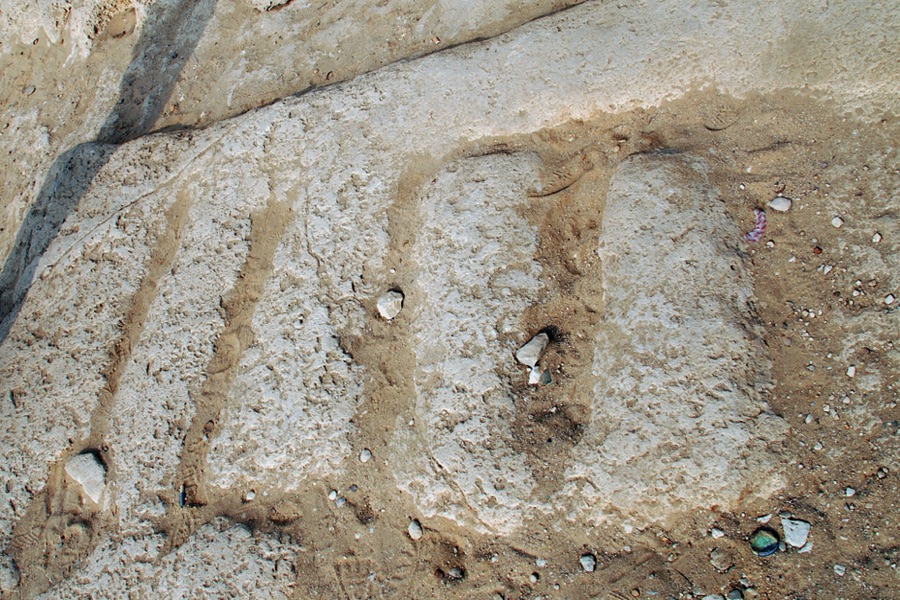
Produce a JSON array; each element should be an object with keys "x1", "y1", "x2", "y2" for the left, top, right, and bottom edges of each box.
[{"x1": 0, "y1": 0, "x2": 217, "y2": 344}]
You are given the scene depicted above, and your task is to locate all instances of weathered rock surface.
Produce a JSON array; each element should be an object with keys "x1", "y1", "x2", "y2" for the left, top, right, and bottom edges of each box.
[
  {"x1": 0, "y1": 0, "x2": 896, "y2": 597},
  {"x1": 564, "y1": 153, "x2": 786, "y2": 523}
]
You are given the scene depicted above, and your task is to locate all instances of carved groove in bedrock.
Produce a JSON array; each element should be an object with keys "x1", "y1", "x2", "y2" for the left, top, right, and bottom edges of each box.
[{"x1": 391, "y1": 152, "x2": 548, "y2": 534}]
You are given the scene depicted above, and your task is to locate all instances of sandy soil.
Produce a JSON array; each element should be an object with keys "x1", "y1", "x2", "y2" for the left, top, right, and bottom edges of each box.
[{"x1": 0, "y1": 1, "x2": 897, "y2": 598}]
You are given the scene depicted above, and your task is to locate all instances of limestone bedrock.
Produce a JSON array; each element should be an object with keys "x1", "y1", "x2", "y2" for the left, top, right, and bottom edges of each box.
[{"x1": 0, "y1": 0, "x2": 895, "y2": 597}]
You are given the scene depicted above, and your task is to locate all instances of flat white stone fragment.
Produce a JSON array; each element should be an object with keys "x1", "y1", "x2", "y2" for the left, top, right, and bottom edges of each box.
[
  {"x1": 885, "y1": 294, "x2": 895, "y2": 305},
  {"x1": 516, "y1": 332, "x2": 549, "y2": 367},
  {"x1": 528, "y1": 365, "x2": 542, "y2": 385},
  {"x1": 872, "y1": 232, "x2": 882, "y2": 243},
  {"x1": 359, "y1": 448, "x2": 372, "y2": 463},
  {"x1": 407, "y1": 519, "x2": 423, "y2": 540},
  {"x1": 847, "y1": 365, "x2": 856, "y2": 378},
  {"x1": 834, "y1": 564, "x2": 846, "y2": 576},
  {"x1": 781, "y1": 517, "x2": 811, "y2": 548},
  {"x1": 767, "y1": 196, "x2": 792, "y2": 212},
  {"x1": 831, "y1": 216, "x2": 844, "y2": 228},
  {"x1": 579, "y1": 554, "x2": 596, "y2": 572},
  {"x1": 799, "y1": 541, "x2": 813, "y2": 553},
  {"x1": 376, "y1": 290, "x2": 404, "y2": 320},
  {"x1": 65, "y1": 453, "x2": 106, "y2": 504}
]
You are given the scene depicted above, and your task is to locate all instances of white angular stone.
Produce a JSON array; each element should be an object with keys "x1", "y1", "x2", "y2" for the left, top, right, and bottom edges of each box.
[
  {"x1": 528, "y1": 365, "x2": 542, "y2": 385},
  {"x1": 579, "y1": 554, "x2": 596, "y2": 572},
  {"x1": 781, "y1": 517, "x2": 810, "y2": 548},
  {"x1": 64, "y1": 453, "x2": 106, "y2": 505},
  {"x1": 885, "y1": 294, "x2": 895, "y2": 305},
  {"x1": 376, "y1": 290, "x2": 404, "y2": 320},
  {"x1": 516, "y1": 333, "x2": 549, "y2": 367},
  {"x1": 767, "y1": 196, "x2": 792, "y2": 212},
  {"x1": 831, "y1": 216, "x2": 844, "y2": 228}
]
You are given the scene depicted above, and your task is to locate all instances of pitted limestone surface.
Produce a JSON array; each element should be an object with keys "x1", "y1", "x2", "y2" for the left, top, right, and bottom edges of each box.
[
  {"x1": 564, "y1": 153, "x2": 787, "y2": 525},
  {"x1": 391, "y1": 153, "x2": 548, "y2": 534}
]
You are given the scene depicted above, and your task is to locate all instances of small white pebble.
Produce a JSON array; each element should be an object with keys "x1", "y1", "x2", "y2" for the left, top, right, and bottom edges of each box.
[
  {"x1": 580, "y1": 554, "x2": 596, "y2": 572},
  {"x1": 756, "y1": 514, "x2": 773, "y2": 524},
  {"x1": 328, "y1": 490, "x2": 337, "y2": 500},
  {"x1": 376, "y1": 290, "x2": 404, "y2": 320},
  {"x1": 845, "y1": 487, "x2": 856, "y2": 497},
  {"x1": 847, "y1": 365, "x2": 856, "y2": 378},
  {"x1": 872, "y1": 232, "x2": 882, "y2": 243},
  {"x1": 766, "y1": 240, "x2": 775, "y2": 248},
  {"x1": 359, "y1": 448, "x2": 372, "y2": 463},
  {"x1": 536, "y1": 558, "x2": 547, "y2": 568},
  {"x1": 711, "y1": 528, "x2": 725, "y2": 539},
  {"x1": 244, "y1": 490, "x2": 256, "y2": 502},
  {"x1": 822, "y1": 265, "x2": 833, "y2": 275},
  {"x1": 831, "y1": 216, "x2": 844, "y2": 228},
  {"x1": 408, "y1": 519, "x2": 424, "y2": 540},
  {"x1": 768, "y1": 196, "x2": 792, "y2": 212},
  {"x1": 886, "y1": 294, "x2": 895, "y2": 305},
  {"x1": 834, "y1": 564, "x2": 846, "y2": 576}
]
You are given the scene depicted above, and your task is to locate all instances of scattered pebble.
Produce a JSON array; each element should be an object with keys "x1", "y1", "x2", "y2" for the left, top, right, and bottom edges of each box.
[
  {"x1": 535, "y1": 558, "x2": 547, "y2": 568},
  {"x1": 767, "y1": 196, "x2": 792, "y2": 212},
  {"x1": 821, "y1": 264, "x2": 833, "y2": 275},
  {"x1": 359, "y1": 448, "x2": 372, "y2": 463},
  {"x1": 727, "y1": 590, "x2": 744, "y2": 600},
  {"x1": 702, "y1": 595, "x2": 725, "y2": 600},
  {"x1": 328, "y1": 490, "x2": 338, "y2": 500},
  {"x1": 781, "y1": 518, "x2": 811, "y2": 548},
  {"x1": 64, "y1": 452, "x2": 107, "y2": 504},
  {"x1": 872, "y1": 232, "x2": 882, "y2": 243},
  {"x1": 749, "y1": 527, "x2": 780, "y2": 557},
  {"x1": 24, "y1": 85, "x2": 36, "y2": 95},
  {"x1": 710, "y1": 547, "x2": 734, "y2": 572},
  {"x1": 243, "y1": 489, "x2": 256, "y2": 502},
  {"x1": 408, "y1": 519, "x2": 423, "y2": 540},
  {"x1": 834, "y1": 564, "x2": 846, "y2": 576},
  {"x1": 756, "y1": 514, "x2": 773, "y2": 524},
  {"x1": 886, "y1": 294, "x2": 895, "y2": 305},
  {"x1": 710, "y1": 527, "x2": 725, "y2": 539},
  {"x1": 516, "y1": 332, "x2": 550, "y2": 367},
  {"x1": 845, "y1": 487, "x2": 856, "y2": 497},
  {"x1": 528, "y1": 366, "x2": 542, "y2": 385},
  {"x1": 831, "y1": 216, "x2": 844, "y2": 228},
  {"x1": 376, "y1": 290, "x2": 404, "y2": 320},
  {"x1": 579, "y1": 553, "x2": 596, "y2": 572},
  {"x1": 847, "y1": 365, "x2": 856, "y2": 378}
]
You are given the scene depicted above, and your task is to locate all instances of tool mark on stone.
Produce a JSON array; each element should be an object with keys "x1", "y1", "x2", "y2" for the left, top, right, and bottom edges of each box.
[
  {"x1": 7, "y1": 186, "x2": 194, "y2": 598},
  {"x1": 170, "y1": 190, "x2": 292, "y2": 543}
]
